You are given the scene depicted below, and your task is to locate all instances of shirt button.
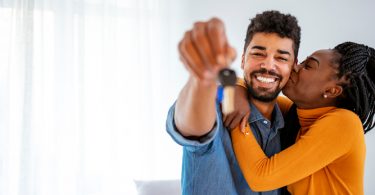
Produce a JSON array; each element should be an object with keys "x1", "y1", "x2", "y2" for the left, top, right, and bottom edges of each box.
[{"x1": 263, "y1": 120, "x2": 268, "y2": 124}]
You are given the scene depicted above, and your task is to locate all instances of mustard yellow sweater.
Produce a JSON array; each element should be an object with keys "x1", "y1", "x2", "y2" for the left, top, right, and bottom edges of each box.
[{"x1": 231, "y1": 97, "x2": 366, "y2": 195}]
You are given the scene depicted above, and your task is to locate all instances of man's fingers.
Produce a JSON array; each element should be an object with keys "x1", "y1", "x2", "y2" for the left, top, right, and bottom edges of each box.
[
  {"x1": 179, "y1": 55, "x2": 202, "y2": 80},
  {"x1": 226, "y1": 46, "x2": 237, "y2": 65},
  {"x1": 207, "y1": 18, "x2": 228, "y2": 68},
  {"x1": 178, "y1": 18, "x2": 236, "y2": 83},
  {"x1": 191, "y1": 22, "x2": 216, "y2": 72},
  {"x1": 179, "y1": 31, "x2": 207, "y2": 80}
]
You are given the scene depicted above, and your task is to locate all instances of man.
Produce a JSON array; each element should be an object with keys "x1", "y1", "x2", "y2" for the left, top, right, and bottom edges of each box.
[{"x1": 166, "y1": 10, "x2": 301, "y2": 194}]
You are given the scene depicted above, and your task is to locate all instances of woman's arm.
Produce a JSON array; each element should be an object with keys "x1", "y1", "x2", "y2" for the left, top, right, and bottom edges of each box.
[
  {"x1": 231, "y1": 109, "x2": 363, "y2": 191},
  {"x1": 223, "y1": 78, "x2": 293, "y2": 130}
]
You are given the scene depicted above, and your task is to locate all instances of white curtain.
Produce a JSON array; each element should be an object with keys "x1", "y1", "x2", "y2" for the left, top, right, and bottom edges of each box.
[{"x1": 0, "y1": 0, "x2": 183, "y2": 194}]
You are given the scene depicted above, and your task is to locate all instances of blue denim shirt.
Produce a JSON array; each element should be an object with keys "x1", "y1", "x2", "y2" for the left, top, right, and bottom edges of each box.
[{"x1": 166, "y1": 101, "x2": 284, "y2": 195}]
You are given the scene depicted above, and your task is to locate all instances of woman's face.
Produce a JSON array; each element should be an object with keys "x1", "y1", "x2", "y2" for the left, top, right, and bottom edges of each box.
[{"x1": 282, "y1": 49, "x2": 341, "y2": 109}]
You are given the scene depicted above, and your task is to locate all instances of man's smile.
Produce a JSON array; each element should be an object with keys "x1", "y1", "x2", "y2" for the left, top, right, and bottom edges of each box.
[{"x1": 252, "y1": 73, "x2": 281, "y2": 89}]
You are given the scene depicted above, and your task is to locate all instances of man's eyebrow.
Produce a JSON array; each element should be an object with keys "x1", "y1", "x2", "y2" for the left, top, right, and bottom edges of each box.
[
  {"x1": 308, "y1": 56, "x2": 320, "y2": 65},
  {"x1": 251, "y1": 46, "x2": 266, "y2": 50},
  {"x1": 277, "y1": 49, "x2": 291, "y2": 56},
  {"x1": 250, "y1": 46, "x2": 292, "y2": 56}
]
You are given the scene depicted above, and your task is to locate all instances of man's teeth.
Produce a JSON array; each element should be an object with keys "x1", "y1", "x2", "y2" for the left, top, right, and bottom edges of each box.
[{"x1": 256, "y1": 76, "x2": 276, "y2": 83}]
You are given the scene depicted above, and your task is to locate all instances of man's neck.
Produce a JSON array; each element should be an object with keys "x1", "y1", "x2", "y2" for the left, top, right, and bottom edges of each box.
[{"x1": 249, "y1": 97, "x2": 276, "y2": 121}]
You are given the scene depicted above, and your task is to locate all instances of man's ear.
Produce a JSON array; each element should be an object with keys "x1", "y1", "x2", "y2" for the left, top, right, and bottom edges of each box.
[
  {"x1": 292, "y1": 59, "x2": 298, "y2": 72},
  {"x1": 324, "y1": 85, "x2": 343, "y2": 98},
  {"x1": 241, "y1": 53, "x2": 245, "y2": 69}
]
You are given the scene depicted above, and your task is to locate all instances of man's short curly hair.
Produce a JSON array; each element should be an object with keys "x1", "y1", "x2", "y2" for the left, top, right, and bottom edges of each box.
[{"x1": 244, "y1": 10, "x2": 301, "y2": 59}]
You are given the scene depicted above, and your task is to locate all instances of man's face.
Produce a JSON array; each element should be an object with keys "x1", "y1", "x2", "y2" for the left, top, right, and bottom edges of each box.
[{"x1": 241, "y1": 32, "x2": 295, "y2": 102}]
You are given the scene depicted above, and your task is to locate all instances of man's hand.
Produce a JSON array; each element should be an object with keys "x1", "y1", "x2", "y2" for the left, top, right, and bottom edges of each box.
[
  {"x1": 175, "y1": 18, "x2": 237, "y2": 137},
  {"x1": 178, "y1": 18, "x2": 236, "y2": 85}
]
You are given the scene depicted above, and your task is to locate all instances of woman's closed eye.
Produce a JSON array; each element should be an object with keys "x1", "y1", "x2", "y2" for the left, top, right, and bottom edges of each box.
[
  {"x1": 301, "y1": 60, "x2": 312, "y2": 70},
  {"x1": 303, "y1": 63, "x2": 312, "y2": 69}
]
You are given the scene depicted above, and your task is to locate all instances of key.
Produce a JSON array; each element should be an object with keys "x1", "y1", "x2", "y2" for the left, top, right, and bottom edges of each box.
[{"x1": 218, "y1": 68, "x2": 237, "y2": 114}]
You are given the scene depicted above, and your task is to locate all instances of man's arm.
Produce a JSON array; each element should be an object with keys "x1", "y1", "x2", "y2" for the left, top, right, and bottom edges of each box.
[
  {"x1": 173, "y1": 18, "x2": 236, "y2": 137},
  {"x1": 175, "y1": 77, "x2": 218, "y2": 137}
]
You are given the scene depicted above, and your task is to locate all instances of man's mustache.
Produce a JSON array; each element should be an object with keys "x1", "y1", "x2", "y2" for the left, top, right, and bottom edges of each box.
[{"x1": 250, "y1": 68, "x2": 282, "y2": 80}]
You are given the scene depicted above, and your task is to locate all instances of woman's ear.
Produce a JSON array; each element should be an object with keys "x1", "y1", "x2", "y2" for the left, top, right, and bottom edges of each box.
[{"x1": 324, "y1": 85, "x2": 343, "y2": 98}]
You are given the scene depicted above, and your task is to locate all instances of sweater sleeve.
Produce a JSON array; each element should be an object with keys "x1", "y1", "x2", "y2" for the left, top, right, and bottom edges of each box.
[
  {"x1": 276, "y1": 96, "x2": 293, "y2": 116},
  {"x1": 236, "y1": 77, "x2": 247, "y2": 88},
  {"x1": 231, "y1": 109, "x2": 363, "y2": 191}
]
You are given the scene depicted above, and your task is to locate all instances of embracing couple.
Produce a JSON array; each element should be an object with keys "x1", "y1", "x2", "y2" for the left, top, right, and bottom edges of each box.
[{"x1": 166, "y1": 10, "x2": 375, "y2": 195}]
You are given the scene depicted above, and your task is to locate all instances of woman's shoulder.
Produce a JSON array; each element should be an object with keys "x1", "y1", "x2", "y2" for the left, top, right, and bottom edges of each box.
[
  {"x1": 310, "y1": 108, "x2": 364, "y2": 151},
  {"x1": 276, "y1": 95, "x2": 293, "y2": 115},
  {"x1": 325, "y1": 108, "x2": 361, "y2": 121},
  {"x1": 320, "y1": 108, "x2": 363, "y2": 135}
]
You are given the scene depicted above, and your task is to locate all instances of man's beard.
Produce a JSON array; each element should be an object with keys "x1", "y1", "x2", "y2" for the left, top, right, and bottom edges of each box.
[{"x1": 244, "y1": 69, "x2": 283, "y2": 102}]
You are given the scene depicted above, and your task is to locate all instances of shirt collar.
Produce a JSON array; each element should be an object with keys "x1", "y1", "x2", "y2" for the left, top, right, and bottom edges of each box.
[
  {"x1": 273, "y1": 102, "x2": 285, "y2": 130},
  {"x1": 248, "y1": 101, "x2": 285, "y2": 130},
  {"x1": 248, "y1": 102, "x2": 264, "y2": 123}
]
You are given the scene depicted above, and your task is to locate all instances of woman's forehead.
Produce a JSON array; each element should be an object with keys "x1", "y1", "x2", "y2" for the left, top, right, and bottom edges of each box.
[
  {"x1": 310, "y1": 49, "x2": 339, "y2": 66},
  {"x1": 311, "y1": 49, "x2": 341, "y2": 76},
  {"x1": 311, "y1": 49, "x2": 335, "y2": 60}
]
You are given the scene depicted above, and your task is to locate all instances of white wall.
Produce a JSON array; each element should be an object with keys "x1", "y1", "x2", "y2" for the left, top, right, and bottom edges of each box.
[{"x1": 166, "y1": 0, "x2": 375, "y2": 194}]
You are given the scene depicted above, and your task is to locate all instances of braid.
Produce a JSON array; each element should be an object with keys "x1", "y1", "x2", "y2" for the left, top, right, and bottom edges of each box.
[
  {"x1": 368, "y1": 47, "x2": 375, "y2": 81},
  {"x1": 334, "y1": 42, "x2": 375, "y2": 133}
]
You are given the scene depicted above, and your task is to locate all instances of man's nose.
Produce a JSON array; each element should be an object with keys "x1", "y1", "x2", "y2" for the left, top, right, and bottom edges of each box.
[{"x1": 262, "y1": 57, "x2": 276, "y2": 70}]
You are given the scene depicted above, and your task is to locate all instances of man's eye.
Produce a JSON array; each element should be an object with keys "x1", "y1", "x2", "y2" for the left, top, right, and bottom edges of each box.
[
  {"x1": 252, "y1": 53, "x2": 264, "y2": 56},
  {"x1": 277, "y1": 57, "x2": 287, "y2": 61}
]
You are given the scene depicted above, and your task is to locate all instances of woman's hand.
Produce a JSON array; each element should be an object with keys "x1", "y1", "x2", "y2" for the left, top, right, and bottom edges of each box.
[{"x1": 223, "y1": 85, "x2": 250, "y2": 132}]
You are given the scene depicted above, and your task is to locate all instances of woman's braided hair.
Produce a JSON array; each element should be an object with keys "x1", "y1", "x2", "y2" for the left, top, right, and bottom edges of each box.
[{"x1": 334, "y1": 42, "x2": 375, "y2": 133}]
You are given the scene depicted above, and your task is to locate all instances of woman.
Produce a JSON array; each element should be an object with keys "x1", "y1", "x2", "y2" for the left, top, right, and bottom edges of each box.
[{"x1": 230, "y1": 42, "x2": 375, "y2": 194}]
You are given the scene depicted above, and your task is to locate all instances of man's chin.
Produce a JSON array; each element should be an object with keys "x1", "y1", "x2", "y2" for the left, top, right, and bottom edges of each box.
[
  {"x1": 248, "y1": 88, "x2": 281, "y2": 102},
  {"x1": 252, "y1": 94, "x2": 279, "y2": 102}
]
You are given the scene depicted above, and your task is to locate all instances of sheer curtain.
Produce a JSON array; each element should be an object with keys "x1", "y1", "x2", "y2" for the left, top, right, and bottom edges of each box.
[{"x1": 0, "y1": 0, "x2": 184, "y2": 194}]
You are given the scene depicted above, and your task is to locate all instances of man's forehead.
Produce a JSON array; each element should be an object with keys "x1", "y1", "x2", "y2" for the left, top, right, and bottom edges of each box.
[{"x1": 247, "y1": 32, "x2": 294, "y2": 54}]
